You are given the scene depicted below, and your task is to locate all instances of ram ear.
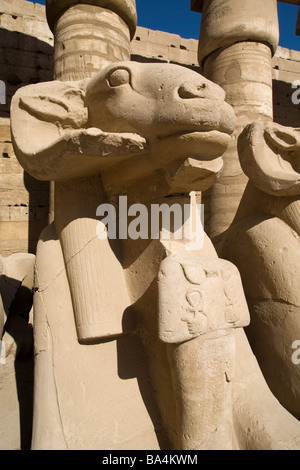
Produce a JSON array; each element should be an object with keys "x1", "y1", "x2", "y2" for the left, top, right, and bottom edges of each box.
[
  {"x1": 19, "y1": 95, "x2": 81, "y2": 127},
  {"x1": 11, "y1": 80, "x2": 88, "y2": 161},
  {"x1": 238, "y1": 122, "x2": 300, "y2": 196},
  {"x1": 264, "y1": 124, "x2": 300, "y2": 152},
  {"x1": 17, "y1": 81, "x2": 88, "y2": 129}
]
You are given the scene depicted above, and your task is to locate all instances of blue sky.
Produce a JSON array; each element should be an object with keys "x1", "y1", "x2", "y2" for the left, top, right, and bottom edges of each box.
[{"x1": 28, "y1": 0, "x2": 300, "y2": 51}]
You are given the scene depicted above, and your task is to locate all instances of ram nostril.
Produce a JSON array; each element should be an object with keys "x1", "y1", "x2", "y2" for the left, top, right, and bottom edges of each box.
[{"x1": 178, "y1": 83, "x2": 207, "y2": 99}]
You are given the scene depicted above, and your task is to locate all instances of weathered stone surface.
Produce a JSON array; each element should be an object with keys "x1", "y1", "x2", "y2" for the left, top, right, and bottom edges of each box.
[
  {"x1": 158, "y1": 253, "x2": 250, "y2": 450},
  {"x1": 216, "y1": 121, "x2": 300, "y2": 420},
  {"x1": 198, "y1": 0, "x2": 279, "y2": 66},
  {"x1": 2, "y1": 0, "x2": 300, "y2": 452},
  {"x1": 53, "y1": 5, "x2": 131, "y2": 81},
  {"x1": 198, "y1": 0, "x2": 279, "y2": 238},
  {"x1": 9, "y1": 58, "x2": 248, "y2": 449},
  {"x1": 46, "y1": 0, "x2": 137, "y2": 38},
  {"x1": 11, "y1": 54, "x2": 300, "y2": 450},
  {"x1": 11, "y1": 62, "x2": 234, "y2": 343}
]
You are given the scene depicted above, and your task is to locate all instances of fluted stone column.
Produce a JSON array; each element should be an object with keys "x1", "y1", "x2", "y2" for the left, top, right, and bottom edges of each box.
[{"x1": 191, "y1": 0, "x2": 279, "y2": 237}]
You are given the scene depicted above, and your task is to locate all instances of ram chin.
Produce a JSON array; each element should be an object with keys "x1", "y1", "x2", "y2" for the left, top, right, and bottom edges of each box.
[
  {"x1": 154, "y1": 130, "x2": 231, "y2": 164},
  {"x1": 190, "y1": 161, "x2": 224, "y2": 192}
]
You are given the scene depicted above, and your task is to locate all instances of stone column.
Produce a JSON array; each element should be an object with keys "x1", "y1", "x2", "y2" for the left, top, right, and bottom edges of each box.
[
  {"x1": 46, "y1": 0, "x2": 136, "y2": 81},
  {"x1": 191, "y1": 0, "x2": 279, "y2": 237}
]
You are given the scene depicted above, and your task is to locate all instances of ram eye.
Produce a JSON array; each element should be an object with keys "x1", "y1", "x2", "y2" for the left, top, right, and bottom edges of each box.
[{"x1": 107, "y1": 69, "x2": 130, "y2": 87}]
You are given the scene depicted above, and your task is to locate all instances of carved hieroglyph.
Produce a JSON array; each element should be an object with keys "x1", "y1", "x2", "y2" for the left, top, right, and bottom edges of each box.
[
  {"x1": 158, "y1": 254, "x2": 249, "y2": 450},
  {"x1": 11, "y1": 62, "x2": 300, "y2": 450},
  {"x1": 217, "y1": 121, "x2": 300, "y2": 421}
]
